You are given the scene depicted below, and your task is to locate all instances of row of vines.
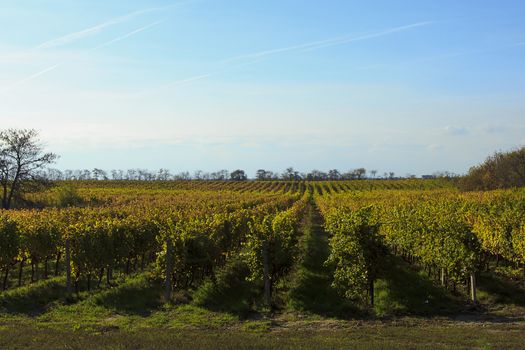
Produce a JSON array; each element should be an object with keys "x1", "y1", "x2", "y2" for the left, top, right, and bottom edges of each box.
[
  {"x1": 316, "y1": 189, "x2": 525, "y2": 305},
  {"x1": 0, "y1": 190, "x2": 306, "y2": 305}
]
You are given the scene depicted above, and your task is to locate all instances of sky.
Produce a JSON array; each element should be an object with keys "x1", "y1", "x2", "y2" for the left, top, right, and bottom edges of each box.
[{"x1": 1, "y1": 0, "x2": 524, "y2": 177}]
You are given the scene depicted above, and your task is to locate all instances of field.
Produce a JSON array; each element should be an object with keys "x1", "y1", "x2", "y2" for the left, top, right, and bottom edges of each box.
[{"x1": 1, "y1": 179, "x2": 525, "y2": 349}]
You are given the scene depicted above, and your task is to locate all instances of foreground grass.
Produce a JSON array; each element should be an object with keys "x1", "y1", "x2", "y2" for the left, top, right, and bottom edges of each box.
[
  {"x1": 1, "y1": 322, "x2": 525, "y2": 350},
  {"x1": 1, "y1": 269, "x2": 525, "y2": 350}
]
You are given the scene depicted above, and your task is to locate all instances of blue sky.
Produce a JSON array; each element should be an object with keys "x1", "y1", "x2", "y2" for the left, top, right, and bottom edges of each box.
[{"x1": 1, "y1": 0, "x2": 524, "y2": 176}]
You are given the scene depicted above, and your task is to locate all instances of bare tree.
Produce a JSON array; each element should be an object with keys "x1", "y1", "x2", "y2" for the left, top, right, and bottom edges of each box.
[
  {"x1": 282, "y1": 167, "x2": 301, "y2": 180},
  {"x1": 0, "y1": 129, "x2": 57, "y2": 209},
  {"x1": 353, "y1": 168, "x2": 367, "y2": 180},
  {"x1": 157, "y1": 168, "x2": 172, "y2": 181},
  {"x1": 92, "y1": 168, "x2": 108, "y2": 180}
]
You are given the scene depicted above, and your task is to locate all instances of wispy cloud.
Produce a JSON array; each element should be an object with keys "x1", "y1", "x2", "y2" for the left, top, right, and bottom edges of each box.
[
  {"x1": 358, "y1": 41, "x2": 525, "y2": 72},
  {"x1": 132, "y1": 59, "x2": 266, "y2": 98},
  {"x1": 1, "y1": 64, "x2": 63, "y2": 92},
  {"x1": 0, "y1": 21, "x2": 163, "y2": 95},
  {"x1": 35, "y1": 2, "x2": 189, "y2": 49},
  {"x1": 92, "y1": 20, "x2": 163, "y2": 50},
  {"x1": 36, "y1": 12, "x2": 142, "y2": 49},
  {"x1": 137, "y1": 21, "x2": 434, "y2": 96},
  {"x1": 222, "y1": 22, "x2": 434, "y2": 64}
]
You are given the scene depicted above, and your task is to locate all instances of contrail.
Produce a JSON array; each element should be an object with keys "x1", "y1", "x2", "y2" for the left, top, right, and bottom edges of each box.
[
  {"x1": 35, "y1": 1, "x2": 192, "y2": 49},
  {"x1": 36, "y1": 9, "x2": 154, "y2": 49},
  {"x1": 168, "y1": 73, "x2": 216, "y2": 87},
  {"x1": 141, "y1": 21, "x2": 434, "y2": 96},
  {"x1": 0, "y1": 63, "x2": 63, "y2": 94},
  {"x1": 222, "y1": 21, "x2": 434, "y2": 64},
  {"x1": 300, "y1": 21, "x2": 434, "y2": 52},
  {"x1": 92, "y1": 21, "x2": 163, "y2": 51},
  {"x1": 130, "y1": 59, "x2": 263, "y2": 98},
  {"x1": 1, "y1": 21, "x2": 162, "y2": 95}
]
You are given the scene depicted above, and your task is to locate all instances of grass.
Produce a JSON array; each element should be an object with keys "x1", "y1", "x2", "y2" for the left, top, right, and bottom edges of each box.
[
  {"x1": 1, "y1": 323, "x2": 525, "y2": 349},
  {"x1": 192, "y1": 256, "x2": 260, "y2": 317},
  {"x1": 476, "y1": 270, "x2": 525, "y2": 317},
  {"x1": 286, "y1": 204, "x2": 357, "y2": 317},
  {"x1": 0, "y1": 276, "x2": 68, "y2": 315},
  {"x1": 36, "y1": 272, "x2": 163, "y2": 331},
  {"x1": 373, "y1": 255, "x2": 463, "y2": 317},
  {"x1": 1, "y1": 261, "x2": 525, "y2": 349}
]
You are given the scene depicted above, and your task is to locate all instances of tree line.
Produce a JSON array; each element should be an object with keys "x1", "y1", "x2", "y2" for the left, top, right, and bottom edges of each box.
[{"x1": 39, "y1": 167, "x2": 397, "y2": 182}]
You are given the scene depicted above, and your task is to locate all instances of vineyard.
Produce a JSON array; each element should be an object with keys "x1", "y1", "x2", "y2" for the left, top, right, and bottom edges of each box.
[{"x1": 1, "y1": 179, "x2": 525, "y2": 348}]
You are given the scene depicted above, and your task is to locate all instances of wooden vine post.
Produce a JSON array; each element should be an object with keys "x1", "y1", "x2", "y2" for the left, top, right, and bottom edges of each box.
[
  {"x1": 65, "y1": 238, "x2": 71, "y2": 296},
  {"x1": 165, "y1": 237, "x2": 173, "y2": 302},
  {"x1": 470, "y1": 272, "x2": 477, "y2": 304},
  {"x1": 262, "y1": 240, "x2": 271, "y2": 306}
]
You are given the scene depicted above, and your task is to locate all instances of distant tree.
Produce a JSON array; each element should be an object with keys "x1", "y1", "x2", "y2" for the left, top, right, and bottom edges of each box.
[
  {"x1": 73, "y1": 169, "x2": 91, "y2": 180},
  {"x1": 157, "y1": 168, "x2": 172, "y2": 181},
  {"x1": 174, "y1": 171, "x2": 191, "y2": 180},
  {"x1": 282, "y1": 167, "x2": 301, "y2": 180},
  {"x1": 282, "y1": 167, "x2": 294, "y2": 180},
  {"x1": 0, "y1": 129, "x2": 57, "y2": 209},
  {"x1": 388, "y1": 172, "x2": 395, "y2": 179},
  {"x1": 125, "y1": 169, "x2": 136, "y2": 180},
  {"x1": 328, "y1": 169, "x2": 341, "y2": 180},
  {"x1": 44, "y1": 168, "x2": 64, "y2": 181},
  {"x1": 218, "y1": 169, "x2": 229, "y2": 180},
  {"x1": 137, "y1": 169, "x2": 154, "y2": 180},
  {"x1": 210, "y1": 170, "x2": 229, "y2": 180},
  {"x1": 256, "y1": 169, "x2": 277, "y2": 180},
  {"x1": 306, "y1": 170, "x2": 327, "y2": 181},
  {"x1": 193, "y1": 170, "x2": 203, "y2": 180},
  {"x1": 353, "y1": 168, "x2": 367, "y2": 180},
  {"x1": 370, "y1": 170, "x2": 377, "y2": 178},
  {"x1": 111, "y1": 169, "x2": 124, "y2": 180},
  {"x1": 230, "y1": 169, "x2": 247, "y2": 181},
  {"x1": 459, "y1": 147, "x2": 525, "y2": 190},
  {"x1": 256, "y1": 169, "x2": 268, "y2": 180},
  {"x1": 432, "y1": 171, "x2": 457, "y2": 179},
  {"x1": 92, "y1": 168, "x2": 108, "y2": 180}
]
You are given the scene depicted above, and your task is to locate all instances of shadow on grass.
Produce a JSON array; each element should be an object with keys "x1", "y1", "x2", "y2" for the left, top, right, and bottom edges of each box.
[
  {"x1": 192, "y1": 257, "x2": 260, "y2": 318},
  {"x1": 92, "y1": 272, "x2": 163, "y2": 316},
  {"x1": 477, "y1": 272, "x2": 525, "y2": 307},
  {"x1": 0, "y1": 272, "x2": 164, "y2": 317},
  {"x1": 0, "y1": 277, "x2": 68, "y2": 316},
  {"x1": 374, "y1": 255, "x2": 463, "y2": 317}
]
